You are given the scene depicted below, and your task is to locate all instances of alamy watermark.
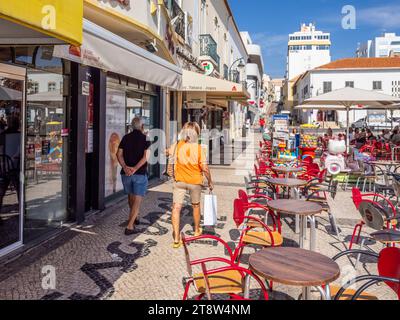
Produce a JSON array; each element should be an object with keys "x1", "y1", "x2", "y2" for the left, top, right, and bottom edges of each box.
[{"x1": 342, "y1": 5, "x2": 357, "y2": 30}]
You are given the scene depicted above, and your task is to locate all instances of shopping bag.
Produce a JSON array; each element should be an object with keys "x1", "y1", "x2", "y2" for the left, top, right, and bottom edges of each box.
[{"x1": 203, "y1": 193, "x2": 218, "y2": 226}]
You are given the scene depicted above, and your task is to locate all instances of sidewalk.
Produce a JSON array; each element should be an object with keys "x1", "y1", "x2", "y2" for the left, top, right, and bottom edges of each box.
[{"x1": 0, "y1": 132, "x2": 395, "y2": 300}]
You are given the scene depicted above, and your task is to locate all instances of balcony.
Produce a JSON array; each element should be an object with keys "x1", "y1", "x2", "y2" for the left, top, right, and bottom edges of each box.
[{"x1": 199, "y1": 34, "x2": 220, "y2": 72}]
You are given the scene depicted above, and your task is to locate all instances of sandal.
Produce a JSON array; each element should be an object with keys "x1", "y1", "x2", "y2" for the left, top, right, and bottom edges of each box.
[
  {"x1": 172, "y1": 240, "x2": 183, "y2": 249},
  {"x1": 194, "y1": 228, "x2": 203, "y2": 237}
]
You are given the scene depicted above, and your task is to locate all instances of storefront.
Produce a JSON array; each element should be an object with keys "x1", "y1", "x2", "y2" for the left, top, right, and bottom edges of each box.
[
  {"x1": 0, "y1": 1, "x2": 82, "y2": 257},
  {"x1": 54, "y1": 20, "x2": 182, "y2": 204},
  {"x1": 182, "y1": 70, "x2": 249, "y2": 139},
  {"x1": 105, "y1": 74, "x2": 161, "y2": 200}
]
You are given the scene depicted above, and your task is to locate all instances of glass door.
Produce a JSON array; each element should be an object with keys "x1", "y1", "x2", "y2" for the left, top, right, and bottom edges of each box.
[{"x1": 0, "y1": 63, "x2": 25, "y2": 256}]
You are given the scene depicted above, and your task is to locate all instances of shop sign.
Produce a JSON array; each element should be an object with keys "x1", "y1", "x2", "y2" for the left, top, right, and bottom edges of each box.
[
  {"x1": 82, "y1": 81, "x2": 90, "y2": 96},
  {"x1": 0, "y1": 0, "x2": 83, "y2": 46},
  {"x1": 202, "y1": 61, "x2": 214, "y2": 76}
]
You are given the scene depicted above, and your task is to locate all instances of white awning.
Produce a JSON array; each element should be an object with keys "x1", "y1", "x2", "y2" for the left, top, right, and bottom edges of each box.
[
  {"x1": 54, "y1": 20, "x2": 182, "y2": 90},
  {"x1": 182, "y1": 70, "x2": 250, "y2": 103}
]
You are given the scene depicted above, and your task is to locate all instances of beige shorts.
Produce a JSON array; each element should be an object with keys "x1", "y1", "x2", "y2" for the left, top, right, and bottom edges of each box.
[{"x1": 173, "y1": 181, "x2": 202, "y2": 205}]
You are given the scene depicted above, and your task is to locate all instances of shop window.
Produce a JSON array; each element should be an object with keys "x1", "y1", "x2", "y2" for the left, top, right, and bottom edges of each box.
[
  {"x1": 34, "y1": 46, "x2": 63, "y2": 74},
  {"x1": 0, "y1": 47, "x2": 13, "y2": 63},
  {"x1": 15, "y1": 46, "x2": 35, "y2": 65}
]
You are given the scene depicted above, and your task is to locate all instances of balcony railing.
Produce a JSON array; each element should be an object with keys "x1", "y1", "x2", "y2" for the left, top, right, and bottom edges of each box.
[{"x1": 199, "y1": 34, "x2": 220, "y2": 71}]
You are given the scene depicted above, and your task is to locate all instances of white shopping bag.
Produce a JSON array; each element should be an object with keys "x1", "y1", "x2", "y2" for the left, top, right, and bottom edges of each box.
[{"x1": 203, "y1": 193, "x2": 218, "y2": 226}]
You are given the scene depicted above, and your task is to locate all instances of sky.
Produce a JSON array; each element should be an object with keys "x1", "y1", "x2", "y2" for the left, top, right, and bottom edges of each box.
[{"x1": 229, "y1": 0, "x2": 400, "y2": 78}]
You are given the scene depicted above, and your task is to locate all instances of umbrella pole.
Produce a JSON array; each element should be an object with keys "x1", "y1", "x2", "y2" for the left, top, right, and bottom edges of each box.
[{"x1": 346, "y1": 107, "x2": 350, "y2": 153}]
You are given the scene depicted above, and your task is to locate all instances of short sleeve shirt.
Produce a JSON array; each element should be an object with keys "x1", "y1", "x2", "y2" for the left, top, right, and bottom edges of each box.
[
  {"x1": 170, "y1": 141, "x2": 207, "y2": 185},
  {"x1": 119, "y1": 130, "x2": 151, "y2": 175}
]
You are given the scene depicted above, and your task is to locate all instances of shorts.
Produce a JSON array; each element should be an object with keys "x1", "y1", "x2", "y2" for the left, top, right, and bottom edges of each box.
[
  {"x1": 173, "y1": 181, "x2": 202, "y2": 205},
  {"x1": 121, "y1": 174, "x2": 148, "y2": 197}
]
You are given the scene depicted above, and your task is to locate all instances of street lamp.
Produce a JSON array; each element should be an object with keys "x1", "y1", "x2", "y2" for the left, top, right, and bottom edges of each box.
[{"x1": 229, "y1": 57, "x2": 246, "y2": 82}]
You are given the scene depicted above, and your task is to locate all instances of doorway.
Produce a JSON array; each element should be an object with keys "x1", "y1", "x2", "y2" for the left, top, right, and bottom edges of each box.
[{"x1": 0, "y1": 63, "x2": 25, "y2": 256}]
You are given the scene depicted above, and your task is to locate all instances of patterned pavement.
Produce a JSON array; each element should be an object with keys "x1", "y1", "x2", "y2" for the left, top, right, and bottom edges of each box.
[{"x1": 0, "y1": 133, "x2": 397, "y2": 300}]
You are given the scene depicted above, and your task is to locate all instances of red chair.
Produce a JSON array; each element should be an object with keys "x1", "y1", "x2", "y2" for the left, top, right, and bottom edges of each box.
[
  {"x1": 233, "y1": 199, "x2": 283, "y2": 264},
  {"x1": 237, "y1": 190, "x2": 281, "y2": 233},
  {"x1": 331, "y1": 247, "x2": 400, "y2": 300},
  {"x1": 349, "y1": 188, "x2": 399, "y2": 249},
  {"x1": 181, "y1": 233, "x2": 269, "y2": 300}
]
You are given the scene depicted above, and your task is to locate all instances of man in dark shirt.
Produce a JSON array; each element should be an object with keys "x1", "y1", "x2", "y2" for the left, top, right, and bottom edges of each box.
[{"x1": 117, "y1": 117, "x2": 151, "y2": 235}]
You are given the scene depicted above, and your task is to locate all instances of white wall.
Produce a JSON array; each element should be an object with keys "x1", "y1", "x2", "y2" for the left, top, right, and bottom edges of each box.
[{"x1": 296, "y1": 68, "x2": 400, "y2": 124}]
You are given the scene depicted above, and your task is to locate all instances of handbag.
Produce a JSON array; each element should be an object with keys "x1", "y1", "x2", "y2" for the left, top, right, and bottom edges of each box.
[
  {"x1": 203, "y1": 192, "x2": 218, "y2": 226},
  {"x1": 164, "y1": 143, "x2": 177, "y2": 179}
]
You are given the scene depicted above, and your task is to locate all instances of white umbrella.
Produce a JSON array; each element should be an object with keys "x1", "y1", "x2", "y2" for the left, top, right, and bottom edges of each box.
[
  {"x1": 0, "y1": 86, "x2": 22, "y2": 100},
  {"x1": 301, "y1": 87, "x2": 400, "y2": 150}
]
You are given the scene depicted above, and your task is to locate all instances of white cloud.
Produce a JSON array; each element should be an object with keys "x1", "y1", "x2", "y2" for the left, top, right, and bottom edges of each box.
[{"x1": 357, "y1": 4, "x2": 400, "y2": 29}]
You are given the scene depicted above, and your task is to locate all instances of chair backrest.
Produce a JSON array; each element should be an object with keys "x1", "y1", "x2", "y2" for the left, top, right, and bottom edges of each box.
[
  {"x1": 318, "y1": 169, "x2": 328, "y2": 183},
  {"x1": 378, "y1": 247, "x2": 400, "y2": 299},
  {"x1": 233, "y1": 198, "x2": 245, "y2": 227},
  {"x1": 238, "y1": 190, "x2": 249, "y2": 205},
  {"x1": 358, "y1": 201, "x2": 387, "y2": 230},
  {"x1": 393, "y1": 174, "x2": 400, "y2": 198},
  {"x1": 352, "y1": 188, "x2": 363, "y2": 209}
]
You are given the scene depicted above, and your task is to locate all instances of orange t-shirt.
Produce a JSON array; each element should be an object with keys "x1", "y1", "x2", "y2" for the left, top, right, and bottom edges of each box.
[{"x1": 171, "y1": 141, "x2": 207, "y2": 185}]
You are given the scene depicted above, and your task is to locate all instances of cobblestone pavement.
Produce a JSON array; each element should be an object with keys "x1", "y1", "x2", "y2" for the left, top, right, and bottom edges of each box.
[{"x1": 0, "y1": 133, "x2": 396, "y2": 300}]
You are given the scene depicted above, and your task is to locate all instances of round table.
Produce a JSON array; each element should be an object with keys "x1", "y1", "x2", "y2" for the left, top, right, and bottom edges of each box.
[
  {"x1": 368, "y1": 160, "x2": 400, "y2": 173},
  {"x1": 247, "y1": 247, "x2": 340, "y2": 300},
  {"x1": 370, "y1": 229, "x2": 400, "y2": 244},
  {"x1": 272, "y1": 166, "x2": 303, "y2": 179},
  {"x1": 268, "y1": 199, "x2": 323, "y2": 251}
]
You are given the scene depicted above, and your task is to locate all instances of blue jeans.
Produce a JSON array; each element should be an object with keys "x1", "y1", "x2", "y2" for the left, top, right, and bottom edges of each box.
[{"x1": 121, "y1": 174, "x2": 148, "y2": 197}]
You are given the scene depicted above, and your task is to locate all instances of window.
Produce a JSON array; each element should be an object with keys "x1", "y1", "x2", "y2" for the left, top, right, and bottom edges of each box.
[
  {"x1": 323, "y1": 82, "x2": 332, "y2": 93},
  {"x1": 316, "y1": 45, "x2": 330, "y2": 50},
  {"x1": 28, "y1": 81, "x2": 39, "y2": 94},
  {"x1": 345, "y1": 81, "x2": 354, "y2": 88},
  {"x1": 373, "y1": 81, "x2": 382, "y2": 90},
  {"x1": 304, "y1": 45, "x2": 312, "y2": 50},
  {"x1": 48, "y1": 82, "x2": 56, "y2": 92}
]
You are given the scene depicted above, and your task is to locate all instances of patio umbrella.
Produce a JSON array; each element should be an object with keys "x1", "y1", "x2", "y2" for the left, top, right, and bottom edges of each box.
[
  {"x1": 0, "y1": 86, "x2": 22, "y2": 100},
  {"x1": 300, "y1": 87, "x2": 400, "y2": 150}
]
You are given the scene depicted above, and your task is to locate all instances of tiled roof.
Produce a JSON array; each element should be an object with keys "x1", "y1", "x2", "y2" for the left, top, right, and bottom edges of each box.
[{"x1": 317, "y1": 57, "x2": 400, "y2": 70}]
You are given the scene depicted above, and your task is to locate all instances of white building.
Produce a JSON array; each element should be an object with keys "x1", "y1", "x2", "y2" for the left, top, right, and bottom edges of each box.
[
  {"x1": 286, "y1": 23, "x2": 331, "y2": 81},
  {"x1": 294, "y1": 57, "x2": 400, "y2": 125},
  {"x1": 241, "y1": 31, "x2": 264, "y2": 122},
  {"x1": 356, "y1": 33, "x2": 400, "y2": 58}
]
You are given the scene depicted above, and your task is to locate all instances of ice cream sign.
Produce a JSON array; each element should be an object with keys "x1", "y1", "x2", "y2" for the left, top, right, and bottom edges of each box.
[{"x1": 202, "y1": 61, "x2": 214, "y2": 76}]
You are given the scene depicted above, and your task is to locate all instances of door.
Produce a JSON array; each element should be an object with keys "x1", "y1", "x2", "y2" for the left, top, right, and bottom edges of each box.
[{"x1": 0, "y1": 63, "x2": 25, "y2": 256}]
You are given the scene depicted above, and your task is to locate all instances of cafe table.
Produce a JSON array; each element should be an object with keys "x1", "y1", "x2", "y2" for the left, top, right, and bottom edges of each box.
[
  {"x1": 370, "y1": 229, "x2": 400, "y2": 245},
  {"x1": 272, "y1": 166, "x2": 303, "y2": 179},
  {"x1": 267, "y1": 199, "x2": 323, "y2": 251},
  {"x1": 245, "y1": 247, "x2": 340, "y2": 300},
  {"x1": 266, "y1": 178, "x2": 309, "y2": 233},
  {"x1": 368, "y1": 160, "x2": 400, "y2": 174}
]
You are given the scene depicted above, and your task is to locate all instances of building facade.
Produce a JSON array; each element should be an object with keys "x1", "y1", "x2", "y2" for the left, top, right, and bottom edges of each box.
[
  {"x1": 294, "y1": 57, "x2": 400, "y2": 125},
  {"x1": 0, "y1": 0, "x2": 185, "y2": 259},
  {"x1": 356, "y1": 33, "x2": 400, "y2": 58},
  {"x1": 241, "y1": 31, "x2": 265, "y2": 123},
  {"x1": 286, "y1": 23, "x2": 331, "y2": 81}
]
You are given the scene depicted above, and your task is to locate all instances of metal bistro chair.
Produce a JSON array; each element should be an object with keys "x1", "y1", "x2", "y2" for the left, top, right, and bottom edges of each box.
[
  {"x1": 330, "y1": 247, "x2": 400, "y2": 300},
  {"x1": 181, "y1": 233, "x2": 269, "y2": 300},
  {"x1": 233, "y1": 198, "x2": 283, "y2": 265},
  {"x1": 304, "y1": 179, "x2": 340, "y2": 237},
  {"x1": 349, "y1": 188, "x2": 400, "y2": 250}
]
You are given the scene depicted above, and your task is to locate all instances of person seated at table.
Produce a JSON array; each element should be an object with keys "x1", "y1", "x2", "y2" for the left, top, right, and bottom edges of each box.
[
  {"x1": 327, "y1": 127, "x2": 333, "y2": 138},
  {"x1": 366, "y1": 129, "x2": 377, "y2": 142},
  {"x1": 378, "y1": 129, "x2": 390, "y2": 142},
  {"x1": 390, "y1": 128, "x2": 400, "y2": 145},
  {"x1": 355, "y1": 129, "x2": 367, "y2": 148}
]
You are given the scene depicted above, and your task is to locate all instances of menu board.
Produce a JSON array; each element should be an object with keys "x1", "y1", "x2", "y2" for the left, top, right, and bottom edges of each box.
[
  {"x1": 272, "y1": 115, "x2": 289, "y2": 147},
  {"x1": 105, "y1": 87, "x2": 126, "y2": 198}
]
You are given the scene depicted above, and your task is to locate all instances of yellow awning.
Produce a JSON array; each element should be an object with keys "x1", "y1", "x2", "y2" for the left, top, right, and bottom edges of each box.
[{"x1": 0, "y1": 0, "x2": 83, "y2": 46}]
